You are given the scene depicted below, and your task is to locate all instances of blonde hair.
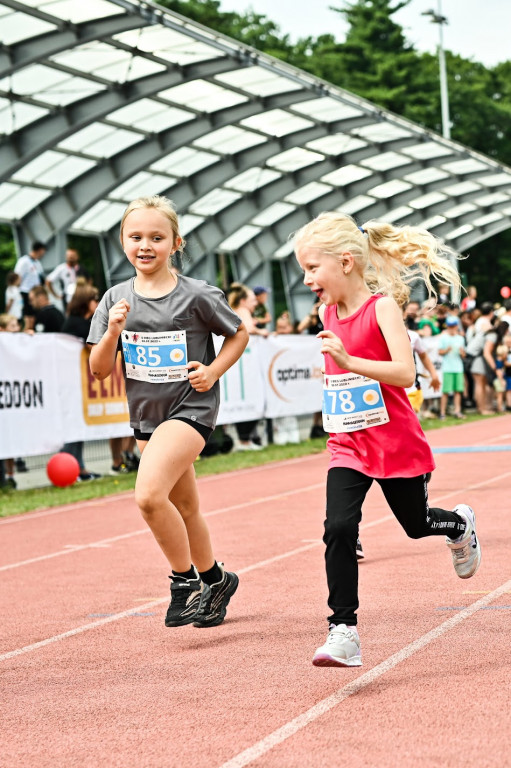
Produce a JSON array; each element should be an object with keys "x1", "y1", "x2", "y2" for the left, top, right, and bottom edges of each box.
[
  {"x1": 119, "y1": 195, "x2": 185, "y2": 255},
  {"x1": 0, "y1": 313, "x2": 18, "y2": 330},
  {"x1": 292, "y1": 212, "x2": 461, "y2": 308},
  {"x1": 227, "y1": 282, "x2": 251, "y2": 309}
]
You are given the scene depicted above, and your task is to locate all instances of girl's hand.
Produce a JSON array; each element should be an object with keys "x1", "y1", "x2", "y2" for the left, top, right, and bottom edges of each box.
[
  {"x1": 187, "y1": 361, "x2": 216, "y2": 392},
  {"x1": 108, "y1": 299, "x2": 130, "y2": 335},
  {"x1": 317, "y1": 330, "x2": 350, "y2": 369}
]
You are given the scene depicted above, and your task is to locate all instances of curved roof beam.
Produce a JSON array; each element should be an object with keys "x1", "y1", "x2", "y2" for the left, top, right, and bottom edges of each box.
[
  {"x1": 17, "y1": 102, "x2": 378, "y2": 240},
  {"x1": 457, "y1": 220, "x2": 511, "y2": 253},
  {"x1": 185, "y1": 161, "x2": 507, "y2": 259},
  {"x1": 0, "y1": 13, "x2": 149, "y2": 77},
  {"x1": 0, "y1": 56, "x2": 247, "y2": 179}
]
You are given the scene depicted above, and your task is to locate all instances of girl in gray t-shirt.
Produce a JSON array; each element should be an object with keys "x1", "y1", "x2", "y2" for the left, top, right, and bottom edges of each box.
[{"x1": 88, "y1": 195, "x2": 248, "y2": 629}]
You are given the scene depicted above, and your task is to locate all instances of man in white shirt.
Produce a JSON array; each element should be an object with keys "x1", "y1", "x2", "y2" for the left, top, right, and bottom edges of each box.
[
  {"x1": 46, "y1": 248, "x2": 88, "y2": 310},
  {"x1": 14, "y1": 240, "x2": 46, "y2": 330}
]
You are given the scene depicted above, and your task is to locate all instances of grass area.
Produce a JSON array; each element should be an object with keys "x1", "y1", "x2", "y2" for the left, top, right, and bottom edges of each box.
[{"x1": 0, "y1": 411, "x2": 500, "y2": 518}]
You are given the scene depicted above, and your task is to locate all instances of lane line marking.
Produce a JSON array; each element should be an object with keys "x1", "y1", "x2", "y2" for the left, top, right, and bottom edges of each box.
[
  {"x1": 0, "y1": 454, "x2": 328, "y2": 526},
  {"x1": 216, "y1": 577, "x2": 511, "y2": 768},
  {"x1": 0, "y1": 541, "x2": 323, "y2": 662},
  {"x1": 0, "y1": 483, "x2": 324, "y2": 572},
  {"x1": 1, "y1": 465, "x2": 509, "y2": 573},
  {"x1": 433, "y1": 445, "x2": 511, "y2": 453}
]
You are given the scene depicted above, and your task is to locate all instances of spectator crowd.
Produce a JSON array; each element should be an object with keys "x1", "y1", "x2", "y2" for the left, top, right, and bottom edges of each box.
[{"x1": 2, "y1": 243, "x2": 511, "y2": 486}]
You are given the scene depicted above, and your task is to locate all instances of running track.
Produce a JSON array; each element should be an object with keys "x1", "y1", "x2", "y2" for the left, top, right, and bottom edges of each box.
[{"x1": 2, "y1": 417, "x2": 511, "y2": 767}]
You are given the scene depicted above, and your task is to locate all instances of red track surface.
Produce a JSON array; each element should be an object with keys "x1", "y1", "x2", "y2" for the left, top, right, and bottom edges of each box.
[{"x1": 2, "y1": 418, "x2": 511, "y2": 767}]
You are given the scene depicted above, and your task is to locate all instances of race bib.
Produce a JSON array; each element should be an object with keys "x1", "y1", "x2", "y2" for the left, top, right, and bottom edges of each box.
[
  {"x1": 122, "y1": 330, "x2": 188, "y2": 383},
  {"x1": 322, "y1": 373, "x2": 389, "y2": 433}
]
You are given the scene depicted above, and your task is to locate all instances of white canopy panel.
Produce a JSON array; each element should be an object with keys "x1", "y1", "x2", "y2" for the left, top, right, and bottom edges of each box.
[{"x1": 1, "y1": 0, "x2": 510, "y2": 314}]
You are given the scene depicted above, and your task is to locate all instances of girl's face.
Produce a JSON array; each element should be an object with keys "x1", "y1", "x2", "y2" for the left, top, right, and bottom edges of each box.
[
  {"x1": 296, "y1": 246, "x2": 346, "y2": 306},
  {"x1": 3, "y1": 318, "x2": 20, "y2": 332},
  {"x1": 122, "y1": 208, "x2": 180, "y2": 274},
  {"x1": 241, "y1": 289, "x2": 257, "y2": 312}
]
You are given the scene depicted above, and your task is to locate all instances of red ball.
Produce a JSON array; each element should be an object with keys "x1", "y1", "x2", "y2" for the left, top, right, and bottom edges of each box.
[
  {"x1": 500, "y1": 286, "x2": 511, "y2": 299},
  {"x1": 47, "y1": 452, "x2": 80, "y2": 487}
]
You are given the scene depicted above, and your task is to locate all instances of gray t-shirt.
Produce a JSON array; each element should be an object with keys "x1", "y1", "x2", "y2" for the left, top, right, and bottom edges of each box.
[{"x1": 87, "y1": 275, "x2": 241, "y2": 432}]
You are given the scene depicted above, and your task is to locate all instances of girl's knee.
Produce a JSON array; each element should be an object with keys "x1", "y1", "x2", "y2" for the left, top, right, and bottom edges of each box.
[
  {"x1": 135, "y1": 487, "x2": 165, "y2": 518},
  {"x1": 324, "y1": 515, "x2": 358, "y2": 542}
]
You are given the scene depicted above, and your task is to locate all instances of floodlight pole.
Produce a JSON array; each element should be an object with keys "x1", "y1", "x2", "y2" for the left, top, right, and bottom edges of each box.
[{"x1": 422, "y1": 1, "x2": 451, "y2": 139}]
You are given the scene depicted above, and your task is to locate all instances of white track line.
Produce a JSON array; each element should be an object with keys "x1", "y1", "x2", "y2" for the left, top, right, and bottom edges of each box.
[
  {"x1": 0, "y1": 483, "x2": 324, "y2": 572},
  {"x1": 0, "y1": 541, "x2": 323, "y2": 662},
  {"x1": 216, "y1": 577, "x2": 511, "y2": 768},
  {"x1": 2, "y1": 466, "x2": 509, "y2": 573},
  {"x1": 0, "y1": 454, "x2": 327, "y2": 526}
]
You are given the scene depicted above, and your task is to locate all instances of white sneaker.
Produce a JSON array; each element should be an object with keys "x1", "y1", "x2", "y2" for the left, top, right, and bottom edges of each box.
[
  {"x1": 236, "y1": 441, "x2": 262, "y2": 451},
  {"x1": 312, "y1": 624, "x2": 362, "y2": 667},
  {"x1": 446, "y1": 504, "x2": 481, "y2": 579}
]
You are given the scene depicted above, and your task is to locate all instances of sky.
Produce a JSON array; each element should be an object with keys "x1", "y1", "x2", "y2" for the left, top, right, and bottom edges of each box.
[{"x1": 218, "y1": 0, "x2": 510, "y2": 68}]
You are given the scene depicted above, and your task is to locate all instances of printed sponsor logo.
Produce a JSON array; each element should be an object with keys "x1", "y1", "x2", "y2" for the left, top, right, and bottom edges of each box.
[{"x1": 80, "y1": 348, "x2": 129, "y2": 425}]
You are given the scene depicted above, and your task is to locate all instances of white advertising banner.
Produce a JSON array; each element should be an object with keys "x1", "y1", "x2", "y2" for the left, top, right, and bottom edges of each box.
[
  {"x1": 0, "y1": 334, "x2": 131, "y2": 459},
  {"x1": 215, "y1": 336, "x2": 266, "y2": 424},
  {"x1": 1, "y1": 333, "x2": 324, "y2": 459},
  {"x1": 259, "y1": 335, "x2": 324, "y2": 418}
]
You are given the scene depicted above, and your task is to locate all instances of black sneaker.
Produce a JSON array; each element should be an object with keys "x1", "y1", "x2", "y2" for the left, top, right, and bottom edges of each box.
[
  {"x1": 122, "y1": 451, "x2": 140, "y2": 471},
  {"x1": 165, "y1": 568, "x2": 211, "y2": 627},
  {"x1": 193, "y1": 564, "x2": 239, "y2": 628},
  {"x1": 356, "y1": 538, "x2": 365, "y2": 560}
]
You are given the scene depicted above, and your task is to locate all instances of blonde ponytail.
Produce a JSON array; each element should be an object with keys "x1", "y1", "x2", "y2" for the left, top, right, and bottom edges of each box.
[{"x1": 292, "y1": 212, "x2": 461, "y2": 307}]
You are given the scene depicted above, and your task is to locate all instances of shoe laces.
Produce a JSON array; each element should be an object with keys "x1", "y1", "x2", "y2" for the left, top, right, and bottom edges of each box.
[
  {"x1": 169, "y1": 575, "x2": 199, "y2": 605},
  {"x1": 327, "y1": 624, "x2": 358, "y2": 644}
]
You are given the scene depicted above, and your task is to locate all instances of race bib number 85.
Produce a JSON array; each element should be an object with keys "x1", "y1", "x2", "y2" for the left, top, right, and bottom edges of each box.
[
  {"x1": 322, "y1": 373, "x2": 389, "y2": 433},
  {"x1": 122, "y1": 330, "x2": 188, "y2": 383}
]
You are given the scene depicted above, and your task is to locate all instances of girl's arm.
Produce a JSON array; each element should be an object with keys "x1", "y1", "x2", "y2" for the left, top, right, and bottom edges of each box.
[
  {"x1": 187, "y1": 323, "x2": 250, "y2": 392},
  {"x1": 89, "y1": 299, "x2": 130, "y2": 380},
  {"x1": 318, "y1": 297, "x2": 415, "y2": 388},
  {"x1": 238, "y1": 306, "x2": 269, "y2": 337},
  {"x1": 417, "y1": 350, "x2": 441, "y2": 391}
]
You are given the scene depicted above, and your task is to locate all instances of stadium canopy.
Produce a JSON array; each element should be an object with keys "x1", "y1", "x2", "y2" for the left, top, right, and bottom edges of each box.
[{"x1": 2, "y1": 0, "x2": 511, "y2": 317}]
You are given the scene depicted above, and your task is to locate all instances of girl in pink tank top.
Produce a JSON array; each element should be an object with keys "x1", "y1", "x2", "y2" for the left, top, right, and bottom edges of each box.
[{"x1": 293, "y1": 212, "x2": 482, "y2": 669}]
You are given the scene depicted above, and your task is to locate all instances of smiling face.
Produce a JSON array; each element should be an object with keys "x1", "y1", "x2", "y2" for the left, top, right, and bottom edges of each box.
[
  {"x1": 296, "y1": 245, "x2": 348, "y2": 306},
  {"x1": 122, "y1": 207, "x2": 181, "y2": 274}
]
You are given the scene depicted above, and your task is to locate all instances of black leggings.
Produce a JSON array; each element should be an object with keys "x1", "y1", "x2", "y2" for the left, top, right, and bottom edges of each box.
[{"x1": 324, "y1": 467, "x2": 467, "y2": 627}]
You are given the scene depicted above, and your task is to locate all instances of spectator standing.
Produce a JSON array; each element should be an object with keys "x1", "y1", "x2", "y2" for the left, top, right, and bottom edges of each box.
[
  {"x1": 298, "y1": 301, "x2": 325, "y2": 438},
  {"x1": 60, "y1": 285, "x2": 102, "y2": 481},
  {"x1": 460, "y1": 285, "x2": 477, "y2": 312},
  {"x1": 4, "y1": 271, "x2": 23, "y2": 323},
  {"x1": 297, "y1": 300, "x2": 324, "y2": 335},
  {"x1": 228, "y1": 282, "x2": 267, "y2": 450},
  {"x1": 403, "y1": 300, "x2": 420, "y2": 331},
  {"x1": 274, "y1": 310, "x2": 295, "y2": 335},
  {"x1": 0, "y1": 313, "x2": 30, "y2": 487},
  {"x1": 28, "y1": 286, "x2": 65, "y2": 332},
  {"x1": 438, "y1": 283, "x2": 450, "y2": 304},
  {"x1": 14, "y1": 240, "x2": 46, "y2": 330},
  {"x1": 438, "y1": 316, "x2": 466, "y2": 419},
  {"x1": 467, "y1": 303, "x2": 495, "y2": 415},
  {"x1": 46, "y1": 248, "x2": 89, "y2": 309},
  {"x1": 252, "y1": 286, "x2": 272, "y2": 331}
]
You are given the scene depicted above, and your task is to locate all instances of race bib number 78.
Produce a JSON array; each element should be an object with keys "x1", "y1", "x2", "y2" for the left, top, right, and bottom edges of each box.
[{"x1": 322, "y1": 373, "x2": 389, "y2": 433}]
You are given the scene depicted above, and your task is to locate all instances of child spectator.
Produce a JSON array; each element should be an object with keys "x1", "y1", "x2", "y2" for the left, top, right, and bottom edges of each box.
[
  {"x1": 438, "y1": 316, "x2": 466, "y2": 419},
  {"x1": 252, "y1": 286, "x2": 272, "y2": 331},
  {"x1": 4, "y1": 272, "x2": 23, "y2": 323}
]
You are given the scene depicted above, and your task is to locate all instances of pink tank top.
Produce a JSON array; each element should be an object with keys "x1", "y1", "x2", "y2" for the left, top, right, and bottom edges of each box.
[{"x1": 323, "y1": 295, "x2": 435, "y2": 478}]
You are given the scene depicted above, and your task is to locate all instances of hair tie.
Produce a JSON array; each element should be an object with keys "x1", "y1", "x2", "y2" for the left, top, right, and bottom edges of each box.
[{"x1": 358, "y1": 226, "x2": 366, "y2": 235}]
